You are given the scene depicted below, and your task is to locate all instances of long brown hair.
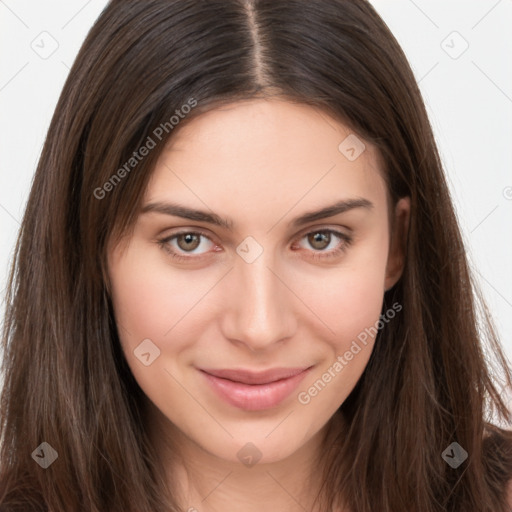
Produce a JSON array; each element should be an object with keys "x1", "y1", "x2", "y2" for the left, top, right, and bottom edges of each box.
[{"x1": 1, "y1": 1, "x2": 511, "y2": 510}]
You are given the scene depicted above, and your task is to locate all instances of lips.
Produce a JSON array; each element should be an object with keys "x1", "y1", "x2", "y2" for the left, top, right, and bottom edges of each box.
[
  {"x1": 199, "y1": 366, "x2": 312, "y2": 411},
  {"x1": 201, "y1": 367, "x2": 310, "y2": 385}
]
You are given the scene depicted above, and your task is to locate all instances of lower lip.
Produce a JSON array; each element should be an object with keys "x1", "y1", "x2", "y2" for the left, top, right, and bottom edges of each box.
[{"x1": 201, "y1": 368, "x2": 312, "y2": 411}]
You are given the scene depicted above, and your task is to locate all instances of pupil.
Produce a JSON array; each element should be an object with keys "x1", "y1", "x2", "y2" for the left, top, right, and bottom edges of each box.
[
  {"x1": 310, "y1": 232, "x2": 329, "y2": 249},
  {"x1": 179, "y1": 234, "x2": 199, "y2": 251}
]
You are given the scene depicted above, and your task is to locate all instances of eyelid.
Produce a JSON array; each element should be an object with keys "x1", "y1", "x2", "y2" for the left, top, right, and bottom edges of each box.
[
  {"x1": 161, "y1": 223, "x2": 352, "y2": 240},
  {"x1": 293, "y1": 223, "x2": 352, "y2": 239},
  {"x1": 161, "y1": 227, "x2": 217, "y2": 241}
]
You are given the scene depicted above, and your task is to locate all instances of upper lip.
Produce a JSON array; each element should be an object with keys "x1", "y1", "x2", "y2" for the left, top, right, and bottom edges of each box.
[{"x1": 200, "y1": 367, "x2": 312, "y2": 385}]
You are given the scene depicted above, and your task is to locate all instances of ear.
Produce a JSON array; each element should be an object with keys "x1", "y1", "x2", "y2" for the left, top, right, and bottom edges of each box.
[{"x1": 384, "y1": 196, "x2": 410, "y2": 291}]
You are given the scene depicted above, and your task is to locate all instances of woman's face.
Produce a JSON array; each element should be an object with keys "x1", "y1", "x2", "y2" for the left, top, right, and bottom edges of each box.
[{"x1": 108, "y1": 98, "x2": 409, "y2": 464}]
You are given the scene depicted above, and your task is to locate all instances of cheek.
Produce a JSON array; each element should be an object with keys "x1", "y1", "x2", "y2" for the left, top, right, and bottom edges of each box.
[
  {"x1": 296, "y1": 262, "x2": 387, "y2": 413},
  {"x1": 108, "y1": 241, "x2": 206, "y2": 351},
  {"x1": 298, "y1": 230, "x2": 389, "y2": 351}
]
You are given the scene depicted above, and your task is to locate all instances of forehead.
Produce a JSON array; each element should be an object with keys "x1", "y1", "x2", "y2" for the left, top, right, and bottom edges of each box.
[{"x1": 144, "y1": 98, "x2": 388, "y2": 228}]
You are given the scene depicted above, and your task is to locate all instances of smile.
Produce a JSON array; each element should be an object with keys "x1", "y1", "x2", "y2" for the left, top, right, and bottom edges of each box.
[{"x1": 199, "y1": 366, "x2": 313, "y2": 411}]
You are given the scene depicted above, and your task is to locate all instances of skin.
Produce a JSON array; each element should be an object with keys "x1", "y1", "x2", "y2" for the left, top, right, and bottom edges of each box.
[{"x1": 108, "y1": 98, "x2": 410, "y2": 512}]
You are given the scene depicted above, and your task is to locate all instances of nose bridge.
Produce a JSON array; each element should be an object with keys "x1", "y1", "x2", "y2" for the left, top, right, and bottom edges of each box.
[{"x1": 224, "y1": 246, "x2": 296, "y2": 350}]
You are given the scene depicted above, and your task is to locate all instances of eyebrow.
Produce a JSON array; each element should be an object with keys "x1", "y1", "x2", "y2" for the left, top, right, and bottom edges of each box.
[{"x1": 140, "y1": 198, "x2": 373, "y2": 230}]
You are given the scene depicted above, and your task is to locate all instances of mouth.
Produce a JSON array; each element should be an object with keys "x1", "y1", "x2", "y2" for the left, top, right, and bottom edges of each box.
[{"x1": 199, "y1": 366, "x2": 313, "y2": 411}]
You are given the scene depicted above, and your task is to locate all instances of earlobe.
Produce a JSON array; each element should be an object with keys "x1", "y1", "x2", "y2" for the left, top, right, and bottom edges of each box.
[{"x1": 384, "y1": 196, "x2": 410, "y2": 291}]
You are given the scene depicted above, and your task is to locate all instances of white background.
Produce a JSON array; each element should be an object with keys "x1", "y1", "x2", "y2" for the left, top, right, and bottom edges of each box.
[{"x1": 1, "y1": 1, "x2": 511, "y2": 364}]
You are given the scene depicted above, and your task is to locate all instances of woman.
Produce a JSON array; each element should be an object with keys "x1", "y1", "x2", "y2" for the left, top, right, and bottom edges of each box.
[{"x1": 1, "y1": 0, "x2": 511, "y2": 511}]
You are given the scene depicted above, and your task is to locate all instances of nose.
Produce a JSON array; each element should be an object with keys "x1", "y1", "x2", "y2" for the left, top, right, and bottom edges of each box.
[{"x1": 220, "y1": 250, "x2": 297, "y2": 352}]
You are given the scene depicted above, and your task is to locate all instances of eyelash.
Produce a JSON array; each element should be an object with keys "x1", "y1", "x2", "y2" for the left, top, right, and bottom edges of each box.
[{"x1": 157, "y1": 228, "x2": 353, "y2": 263}]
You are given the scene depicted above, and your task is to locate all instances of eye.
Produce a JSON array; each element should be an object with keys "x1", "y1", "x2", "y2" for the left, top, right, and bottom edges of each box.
[
  {"x1": 293, "y1": 229, "x2": 353, "y2": 260},
  {"x1": 157, "y1": 228, "x2": 353, "y2": 263},
  {"x1": 157, "y1": 230, "x2": 218, "y2": 262}
]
